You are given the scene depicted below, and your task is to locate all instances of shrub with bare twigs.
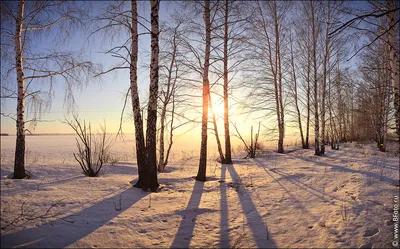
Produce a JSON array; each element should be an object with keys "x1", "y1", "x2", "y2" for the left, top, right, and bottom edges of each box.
[
  {"x1": 232, "y1": 122, "x2": 261, "y2": 159},
  {"x1": 63, "y1": 114, "x2": 113, "y2": 177}
]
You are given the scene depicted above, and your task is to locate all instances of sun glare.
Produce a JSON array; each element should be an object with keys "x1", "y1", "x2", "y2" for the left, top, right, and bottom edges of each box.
[{"x1": 211, "y1": 101, "x2": 225, "y2": 118}]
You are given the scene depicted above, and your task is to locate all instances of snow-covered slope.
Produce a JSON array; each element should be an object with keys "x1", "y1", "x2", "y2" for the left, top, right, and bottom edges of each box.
[{"x1": 1, "y1": 136, "x2": 399, "y2": 248}]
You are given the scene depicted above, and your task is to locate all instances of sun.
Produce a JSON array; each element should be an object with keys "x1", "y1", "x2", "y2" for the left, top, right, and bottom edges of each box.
[{"x1": 211, "y1": 101, "x2": 225, "y2": 118}]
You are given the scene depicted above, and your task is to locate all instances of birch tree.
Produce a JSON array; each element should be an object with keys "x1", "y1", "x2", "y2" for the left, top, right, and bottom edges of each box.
[
  {"x1": 172, "y1": 1, "x2": 222, "y2": 180},
  {"x1": 127, "y1": 0, "x2": 148, "y2": 189},
  {"x1": 289, "y1": 31, "x2": 306, "y2": 149},
  {"x1": 92, "y1": 0, "x2": 159, "y2": 190},
  {"x1": 289, "y1": 1, "x2": 314, "y2": 149},
  {"x1": 358, "y1": 31, "x2": 392, "y2": 151},
  {"x1": 386, "y1": 0, "x2": 399, "y2": 141},
  {"x1": 222, "y1": 0, "x2": 232, "y2": 163},
  {"x1": 196, "y1": 0, "x2": 211, "y2": 182},
  {"x1": 246, "y1": 0, "x2": 288, "y2": 153},
  {"x1": 272, "y1": 0, "x2": 285, "y2": 154},
  {"x1": 310, "y1": 0, "x2": 321, "y2": 156},
  {"x1": 209, "y1": 93, "x2": 226, "y2": 163},
  {"x1": 143, "y1": 0, "x2": 160, "y2": 190},
  {"x1": 329, "y1": 0, "x2": 400, "y2": 141},
  {"x1": 209, "y1": 0, "x2": 248, "y2": 163},
  {"x1": 320, "y1": 1, "x2": 330, "y2": 155},
  {"x1": 0, "y1": 0, "x2": 99, "y2": 179},
  {"x1": 157, "y1": 22, "x2": 184, "y2": 172}
]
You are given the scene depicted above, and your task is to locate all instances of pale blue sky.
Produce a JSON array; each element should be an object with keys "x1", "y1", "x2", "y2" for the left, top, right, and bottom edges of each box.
[
  {"x1": 0, "y1": 1, "x2": 370, "y2": 136},
  {"x1": 1, "y1": 1, "x2": 185, "y2": 134}
]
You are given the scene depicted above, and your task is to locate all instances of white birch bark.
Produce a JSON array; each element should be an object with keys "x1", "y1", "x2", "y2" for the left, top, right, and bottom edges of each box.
[
  {"x1": 158, "y1": 101, "x2": 166, "y2": 172},
  {"x1": 337, "y1": 58, "x2": 343, "y2": 143},
  {"x1": 145, "y1": 0, "x2": 160, "y2": 191},
  {"x1": 290, "y1": 33, "x2": 305, "y2": 149},
  {"x1": 13, "y1": 0, "x2": 27, "y2": 179},
  {"x1": 311, "y1": 0, "x2": 320, "y2": 155},
  {"x1": 320, "y1": 1, "x2": 330, "y2": 155},
  {"x1": 273, "y1": 0, "x2": 284, "y2": 153},
  {"x1": 5, "y1": 0, "x2": 100, "y2": 179},
  {"x1": 158, "y1": 24, "x2": 179, "y2": 172},
  {"x1": 164, "y1": 93, "x2": 175, "y2": 168},
  {"x1": 256, "y1": 1, "x2": 284, "y2": 153},
  {"x1": 209, "y1": 94, "x2": 225, "y2": 162},
  {"x1": 196, "y1": 0, "x2": 211, "y2": 182},
  {"x1": 223, "y1": 0, "x2": 232, "y2": 164},
  {"x1": 130, "y1": 0, "x2": 147, "y2": 189},
  {"x1": 387, "y1": 0, "x2": 399, "y2": 140},
  {"x1": 306, "y1": 43, "x2": 311, "y2": 149}
]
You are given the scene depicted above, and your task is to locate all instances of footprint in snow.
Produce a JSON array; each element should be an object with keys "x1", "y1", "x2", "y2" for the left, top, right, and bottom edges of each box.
[
  {"x1": 385, "y1": 220, "x2": 394, "y2": 226},
  {"x1": 363, "y1": 228, "x2": 379, "y2": 237},
  {"x1": 359, "y1": 242, "x2": 372, "y2": 248}
]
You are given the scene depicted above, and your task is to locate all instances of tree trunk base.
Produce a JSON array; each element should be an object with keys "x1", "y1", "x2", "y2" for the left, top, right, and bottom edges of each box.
[
  {"x1": 132, "y1": 180, "x2": 148, "y2": 191},
  {"x1": 220, "y1": 158, "x2": 232, "y2": 164},
  {"x1": 195, "y1": 176, "x2": 207, "y2": 182},
  {"x1": 12, "y1": 170, "x2": 29, "y2": 179},
  {"x1": 132, "y1": 180, "x2": 159, "y2": 192}
]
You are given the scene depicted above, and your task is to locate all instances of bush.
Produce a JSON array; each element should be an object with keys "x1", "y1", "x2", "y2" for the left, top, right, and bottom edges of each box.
[{"x1": 64, "y1": 114, "x2": 113, "y2": 177}]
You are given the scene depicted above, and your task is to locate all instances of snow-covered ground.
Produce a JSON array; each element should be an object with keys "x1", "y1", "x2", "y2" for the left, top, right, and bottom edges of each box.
[{"x1": 1, "y1": 135, "x2": 399, "y2": 248}]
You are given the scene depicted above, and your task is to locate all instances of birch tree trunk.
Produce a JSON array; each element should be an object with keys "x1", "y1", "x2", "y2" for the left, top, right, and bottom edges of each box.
[
  {"x1": 158, "y1": 22, "x2": 182, "y2": 172},
  {"x1": 328, "y1": 56, "x2": 336, "y2": 148},
  {"x1": 130, "y1": 0, "x2": 147, "y2": 189},
  {"x1": 223, "y1": 0, "x2": 232, "y2": 164},
  {"x1": 387, "y1": 0, "x2": 400, "y2": 141},
  {"x1": 311, "y1": 0, "x2": 320, "y2": 155},
  {"x1": 158, "y1": 27, "x2": 178, "y2": 173},
  {"x1": 337, "y1": 58, "x2": 343, "y2": 143},
  {"x1": 377, "y1": 55, "x2": 385, "y2": 150},
  {"x1": 274, "y1": 0, "x2": 285, "y2": 153},
  {"x1": 305, "y1": 44, "x2": 311, "y2": 149},
  {"x1": 383, "y1": 39, "x2": 391, "y2": 152},
  {"x1": 209, "y1": 94, "x2": 225, "y2": 162},
  {"x1": 145, "y1": 0, "x2": 160, "y2": 191},
  {"x1": 290, "y1": 33, "x2": 305, "y2": 149},
  {"x1": 320, "y1": 1, "x2": 330, "y2": 155},
  {"x1": 13, "y1": 0, "x2": 27, "y2": 179},
  {"x1": 5, "y1": 0, "x2": 100, "y2": 179},
  {"x1": 257, "y1": 1, "x2": 284, "y2": 153},
  {"x1": 158, "y1": 100, "x2": 167, "y2": 172},
  {"x1": 196, "y1": 0, "x2": 211, "y2": 182},
  {"x1": 164, "y1": 93, "x2": 175, "y2": 167}
]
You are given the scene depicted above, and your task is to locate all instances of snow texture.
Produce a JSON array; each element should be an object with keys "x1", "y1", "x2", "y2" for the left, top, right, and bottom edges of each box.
[{"x1": 1, "y1": 136, "x2": 399, "y2": 248}]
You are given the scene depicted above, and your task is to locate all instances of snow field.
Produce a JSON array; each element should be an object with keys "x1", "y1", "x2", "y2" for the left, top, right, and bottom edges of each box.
[{"x1": 1, "y1": 135, "x2": 399, "y2": 248}]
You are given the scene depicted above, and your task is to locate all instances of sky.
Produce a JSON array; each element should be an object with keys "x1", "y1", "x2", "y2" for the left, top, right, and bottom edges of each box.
[
  {"x1": 0, "y1": 0, "x2": 371, "y2": 145},
  {"x1": 1, "y1": 1, "x2": 180, "y2": 135},
  {"x1": 0, "y1": 1, "x2": 269, "y2": 138}
]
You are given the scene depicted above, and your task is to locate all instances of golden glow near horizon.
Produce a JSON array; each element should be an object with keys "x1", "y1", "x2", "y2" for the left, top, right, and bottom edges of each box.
[{"x1": 211, "y1": 100, "x2": 225, "y2": 120}]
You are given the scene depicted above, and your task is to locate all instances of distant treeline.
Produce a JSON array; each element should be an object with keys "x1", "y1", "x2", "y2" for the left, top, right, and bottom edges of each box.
[
  {"x1": 1, "y1": 133, "x2": 137, "y2": 136},
  {"x1": 26, "y1": 133, "x2": 76, "y2": 136},
  {"x1": 23, "y1": 133, "x2": 135, "y2": 136}
]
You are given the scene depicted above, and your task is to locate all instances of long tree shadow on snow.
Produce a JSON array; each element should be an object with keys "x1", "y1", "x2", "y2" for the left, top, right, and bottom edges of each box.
[
  {"x1": 252, "y1": 158, "x2": 321, "y2": 222},
  {"x1": 324, "y1": 148, "x2": 400, "y2": 171},
  {"x1": 170, "y1": 180, "x2": 209, "y2": 248},
  {"x1": 1, "y1": 175, "x2": 87, "y2": 196},
  {"x1": 1, "y1": 183, "x2": 148, "y2": 248},
  {"x1": 252, "y1": 158, "x2": 349, "y2": 203},
  {"x1": 289, "y1": 154, "x2": 398, "y2": 185},
  {"x1": 219, "y1": 163, "x2": 230, "y2": 248},
  {"x1": 226, "y1": 163, "x2": 276, "y2": 248}
]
